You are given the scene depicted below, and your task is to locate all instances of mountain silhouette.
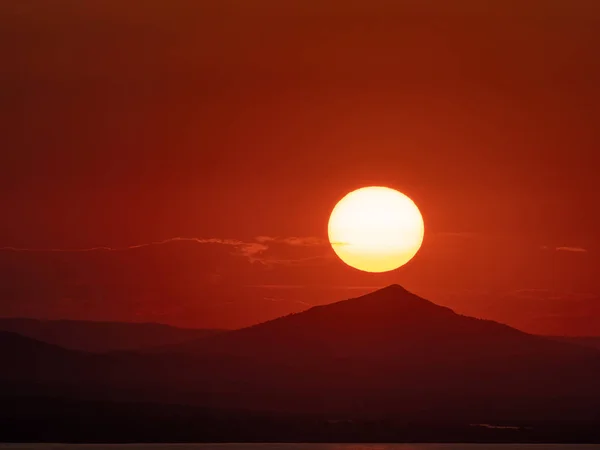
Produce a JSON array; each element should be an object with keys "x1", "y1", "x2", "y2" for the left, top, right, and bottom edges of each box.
[
  {"x1": 1, "y1": 285, "x2": 600, "y2": 425},
  {"x1": 0, "y1": 330, "x2": 72, "y2": 360},
  {"x1": 171, "y1": 284, "x2": 598, "y2": 365},
  {"x1": 0, "y1": 318, "x2": 223, "y2": 352}
]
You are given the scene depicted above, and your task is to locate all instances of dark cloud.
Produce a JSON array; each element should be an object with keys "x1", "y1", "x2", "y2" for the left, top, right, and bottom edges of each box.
[
  {"x1": 555, "y1": 246, "x2": 588, "y2": 253},
  {"x1": 0, "y1": 235, "x2": 330, "y2": 265}
]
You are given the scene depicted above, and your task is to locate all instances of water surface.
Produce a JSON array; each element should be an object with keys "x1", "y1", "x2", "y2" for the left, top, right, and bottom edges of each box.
[{"x1": 2, "y1": 444, "x2": 600, "y2": 450}]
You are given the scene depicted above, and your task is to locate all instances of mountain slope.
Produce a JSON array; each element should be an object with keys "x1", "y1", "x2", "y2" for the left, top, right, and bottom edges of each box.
[
  {"x1": 0, "y1": 318, "x2": 223, "y2": 352},
  {"x1": 0, "y1": 330, "x2": 72, "y2": 360},
  {"x1": 161, "y1": 284, "x2": 600, "y2": 416}
]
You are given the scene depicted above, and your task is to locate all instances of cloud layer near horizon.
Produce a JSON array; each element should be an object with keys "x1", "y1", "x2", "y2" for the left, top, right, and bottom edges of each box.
[{"x1": 0, "y1": 235, "x2": 332, "y2": 265}]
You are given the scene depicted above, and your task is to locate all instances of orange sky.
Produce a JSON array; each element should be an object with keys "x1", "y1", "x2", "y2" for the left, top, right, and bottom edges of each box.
[{"x1": 0, "y1": 0, "x2": 599, "y2": 335}]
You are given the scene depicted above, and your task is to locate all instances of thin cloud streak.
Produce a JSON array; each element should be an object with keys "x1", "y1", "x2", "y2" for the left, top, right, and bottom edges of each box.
[
  {"x1": 248, "y1": 284, "x2": 385, "y2": 291},
  {"x1": 554, "y1": 246, "x2": 588, "y2": 253},
  {"x1": 255, "y1": 236, "x2": 327, "y2": 246}
]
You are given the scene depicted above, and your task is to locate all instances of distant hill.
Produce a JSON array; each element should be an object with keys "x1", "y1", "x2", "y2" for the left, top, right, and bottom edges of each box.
[
  {"x1": 0, "y1": 330, "x2": 80, "y2": 390},
  {"x1": 0, "y1": 318, "x2": 223, "y2": 352},
  {"x1": 1, "y1": 285, "x2": 600, "y2": 441}
]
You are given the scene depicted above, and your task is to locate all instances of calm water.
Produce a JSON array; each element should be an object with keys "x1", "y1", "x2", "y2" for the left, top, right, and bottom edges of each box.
[{"x1": 2, "y1": 445, "x2": 600, "y2": 450}]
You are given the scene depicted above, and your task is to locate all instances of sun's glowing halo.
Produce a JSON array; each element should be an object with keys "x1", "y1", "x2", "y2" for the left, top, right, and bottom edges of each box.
[{"x1": 328, "y1": 186, "x2": 424, "y2": 273}]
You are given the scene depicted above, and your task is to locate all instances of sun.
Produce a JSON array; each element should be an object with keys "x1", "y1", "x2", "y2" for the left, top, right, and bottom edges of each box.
[{"x1": 328, "y1": 186, "x2": 424, "y2": 273}]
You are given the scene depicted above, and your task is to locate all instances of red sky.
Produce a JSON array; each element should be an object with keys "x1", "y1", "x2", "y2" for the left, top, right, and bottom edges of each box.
[{"x1": 1, "y1": 0, "x2": 599, "y2": 335}]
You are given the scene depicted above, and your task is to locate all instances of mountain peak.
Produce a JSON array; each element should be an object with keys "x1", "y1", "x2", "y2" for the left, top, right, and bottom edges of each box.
[{"x1": 254, "y1": 284, "x2": 456, "y2": 333}]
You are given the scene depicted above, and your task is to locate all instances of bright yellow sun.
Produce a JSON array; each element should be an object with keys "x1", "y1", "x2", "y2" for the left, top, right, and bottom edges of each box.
[{"x1": 328, "y1": 186, "x2": 424, "y2": 273}]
